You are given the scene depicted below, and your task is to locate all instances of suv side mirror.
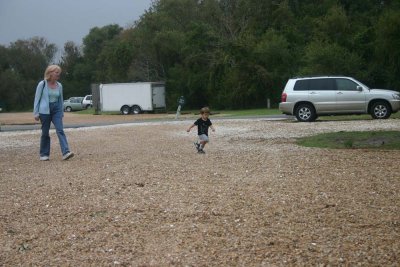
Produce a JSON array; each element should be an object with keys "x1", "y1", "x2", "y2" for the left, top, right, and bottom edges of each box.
[{"x1": 356, "y1": 86, "x2": 363, "y2": 91}]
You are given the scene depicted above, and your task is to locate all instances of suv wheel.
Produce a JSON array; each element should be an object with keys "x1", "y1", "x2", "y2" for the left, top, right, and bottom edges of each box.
[
  {"x1": 371, "y1": 101, "x2": 391, "y2": 119},
  {"x1": 295, "y1": 103, "x2": 316, "y2": 122}
]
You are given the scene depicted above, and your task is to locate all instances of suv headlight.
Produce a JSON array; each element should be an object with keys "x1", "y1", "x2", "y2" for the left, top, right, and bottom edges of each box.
[{"x1": 393, "y1": 93, "x2": 400, "y2": 100}]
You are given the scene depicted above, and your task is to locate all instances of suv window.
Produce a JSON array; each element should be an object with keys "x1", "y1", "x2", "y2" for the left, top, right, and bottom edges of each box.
[
  {"x1": 293, "y1": 78, "x2": 336, "y2": 91},
  {"x1": 336, "y1": 78, "x2": 359, "y2": 91},
  {"x1": 308, "y1": 78, "x2": 336, "y2": 91},
  {"x1": 293, "y1": 80, "x2": 308, "y2": 91}
]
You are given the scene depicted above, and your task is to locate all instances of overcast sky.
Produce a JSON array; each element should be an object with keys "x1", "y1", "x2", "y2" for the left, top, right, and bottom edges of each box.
[{"x1": 0, "y1": 0, "x2": 153, "y2": 59}]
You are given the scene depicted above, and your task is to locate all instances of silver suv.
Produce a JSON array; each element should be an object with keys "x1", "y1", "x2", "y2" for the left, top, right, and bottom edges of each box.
[{"x1": 279, "y1": 76, "x2": 400, "y2": 122}]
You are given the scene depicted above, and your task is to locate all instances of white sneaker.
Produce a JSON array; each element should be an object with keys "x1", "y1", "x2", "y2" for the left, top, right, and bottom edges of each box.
[
  {"x1": 62, "y1": 152, "x2": 74, "y2": 160},
  {"x1": 40, "y1": 156, "x2": 49, "y2": 161}
]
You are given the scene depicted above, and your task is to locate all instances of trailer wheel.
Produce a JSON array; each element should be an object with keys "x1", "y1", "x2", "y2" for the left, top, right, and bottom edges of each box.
[
  {"x1": 132, "y1": 105, "x2": 142, "y2": 115},
  {"x1": 121, "y1": 105, "x2": 130, "y2": 115}
]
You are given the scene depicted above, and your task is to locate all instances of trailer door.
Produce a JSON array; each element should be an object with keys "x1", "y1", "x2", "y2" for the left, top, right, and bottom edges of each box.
[{"x1": 152, "y1": 85, "x2": 166, "y2": 109}]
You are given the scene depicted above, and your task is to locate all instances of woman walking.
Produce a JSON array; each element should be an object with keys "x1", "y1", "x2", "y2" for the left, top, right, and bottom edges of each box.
[{"x1": 33, "y1": 65, "x2": 74, "y2": 161}]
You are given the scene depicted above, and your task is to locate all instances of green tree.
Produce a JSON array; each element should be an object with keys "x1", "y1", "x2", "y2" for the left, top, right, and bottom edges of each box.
[
  {"x1": 82, "y1": 24, "x2": 123, "y2": 82},
  {"x1": 300, "y1": 40, "x2": 363, "y2": 77},
  {"x1": 373, "y1": 9, "x2": 400, "y2": 89},
  {"x1": 59, "y1": 41, "x2": 90, "y2": 98},
  {"x1": 0, "y1": 37, "x2": 57, "y2": 110},
  {"x1": 8, "y1": 37, "x2": 56, "y2": 80},
  {"x1": 27, "y1": 0, "x2": 398, "y2": 112},
  {"x1": 253, "y1": 30, "x2": 293, "y2": 104},
  {"x1": 96, "y1": 40, "x2": 134, "y2": 82},
  {"x1": 313, "y1": 5, "x2": 350, "y2": 46}
]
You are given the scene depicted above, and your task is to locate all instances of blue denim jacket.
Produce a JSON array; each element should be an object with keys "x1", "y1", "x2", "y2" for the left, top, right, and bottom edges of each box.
[{"x1": 33, "y1": 80, "x2": 64, "y2": 117}]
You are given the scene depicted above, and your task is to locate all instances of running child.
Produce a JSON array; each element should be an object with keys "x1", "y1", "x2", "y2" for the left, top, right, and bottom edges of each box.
[{"x1": 187, "y1": 107, "x2": 215, "y2": 154}]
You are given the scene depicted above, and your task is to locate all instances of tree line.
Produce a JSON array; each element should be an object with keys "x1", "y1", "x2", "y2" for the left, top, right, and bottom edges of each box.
[{"x1": 0, "y1": 0, "x2": 399, "y2": 111}]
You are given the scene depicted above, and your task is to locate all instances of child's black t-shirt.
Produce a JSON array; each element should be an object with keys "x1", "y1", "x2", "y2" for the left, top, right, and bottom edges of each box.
[{"x1": 194, "y1": 118, "x2": 212, "y2": 136}]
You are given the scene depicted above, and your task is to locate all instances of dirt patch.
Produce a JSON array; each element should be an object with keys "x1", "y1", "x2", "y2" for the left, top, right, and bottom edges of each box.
[
  {"x1": 0, "y1": 112, "x2": 190, "y2": 126},
  {"x1": 0, "y1": 117, "x2": 399, "y2": 266}
]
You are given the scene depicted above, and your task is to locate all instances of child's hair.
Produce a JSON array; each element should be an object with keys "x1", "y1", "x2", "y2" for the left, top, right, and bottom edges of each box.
[{"x1": 200, "y1": 107, "x2": 210, "y2": 114}]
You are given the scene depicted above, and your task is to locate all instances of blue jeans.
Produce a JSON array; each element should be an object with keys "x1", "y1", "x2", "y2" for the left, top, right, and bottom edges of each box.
[{"x1": 39, "y1": 102, "x2": 70, "y2": 157}]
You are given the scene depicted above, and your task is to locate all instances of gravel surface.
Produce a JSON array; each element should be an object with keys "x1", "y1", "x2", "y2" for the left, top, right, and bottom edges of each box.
[{"x1": 1, "y1": 115, "x2": 399, "y2": 266}]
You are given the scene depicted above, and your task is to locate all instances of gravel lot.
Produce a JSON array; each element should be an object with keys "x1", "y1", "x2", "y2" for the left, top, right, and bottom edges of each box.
[{"x1": 0, "y1": 114, "x2": 399, "y2": 266}]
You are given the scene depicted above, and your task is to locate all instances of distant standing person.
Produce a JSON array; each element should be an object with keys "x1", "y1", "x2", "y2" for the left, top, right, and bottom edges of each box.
[
  {"x1": 187, "y1": 107, "x2": 215, "y2": 154},
  {"x1": 33, "y1": 65, "x2": 74, "y2": 161}
]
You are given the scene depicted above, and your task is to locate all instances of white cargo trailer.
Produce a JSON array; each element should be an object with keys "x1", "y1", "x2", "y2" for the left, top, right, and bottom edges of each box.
[{"x1": 98, "y1": 82, "x2": 166, "y2": 114}]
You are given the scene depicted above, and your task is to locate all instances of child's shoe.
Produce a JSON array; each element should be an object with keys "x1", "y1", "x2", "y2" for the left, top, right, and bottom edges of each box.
[{"x1": 194, "y1": 142, "x2": 200, "y2": 151}]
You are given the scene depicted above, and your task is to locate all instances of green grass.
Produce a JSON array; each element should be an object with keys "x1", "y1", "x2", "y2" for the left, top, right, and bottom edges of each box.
[
  {"x1": 76, "y1": 107, "x2": 400, "y2": 121},
  {"x1": 318, "y1": 113, "x2": 400, "y2": 121},
  {"x1": 213, "y1": 108, "x2": 282, "y2": 116},
  {"x1": 208, "y1": 109, "x2": 400, "y2": 119},
  {"x1": 297, "y1": 131, "x2": 400, "y2": 150},
  {"x1": 180, "y1": 108, "x2": 282, "y2": 116},
  {"x1": 76, "y1": 108, "x2": 120, "y2": 115},
  {"x1": 76, "y1": 108, "x2": 283, "y2": 116}
]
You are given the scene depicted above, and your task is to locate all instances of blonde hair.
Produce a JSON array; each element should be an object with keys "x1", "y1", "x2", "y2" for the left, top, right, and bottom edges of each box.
[
  {"x1": 44, "y1": 65, "x2": 62, "y2": 80},
  {"x1": 200, "y1": 107, "x2": 210, "y2": 114}
]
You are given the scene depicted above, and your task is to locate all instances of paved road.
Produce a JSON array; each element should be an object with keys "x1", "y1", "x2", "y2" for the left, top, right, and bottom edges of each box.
[{"x1": 0, "y1": 114, "x2": 292, "y2": 132}]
